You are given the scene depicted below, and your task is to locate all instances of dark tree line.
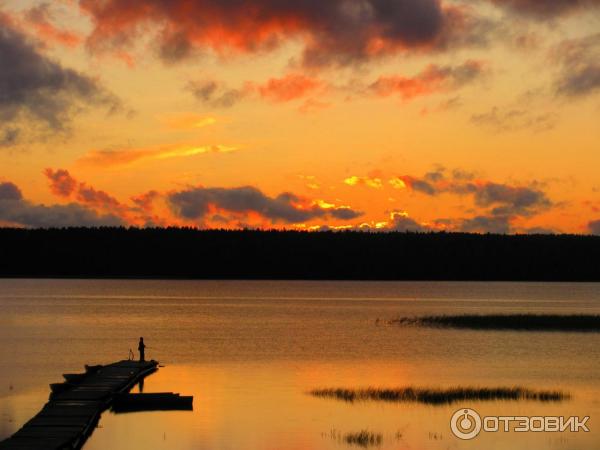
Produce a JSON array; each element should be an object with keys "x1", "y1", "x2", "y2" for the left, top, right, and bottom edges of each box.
[{"x1": 0, "y1": 227, "x2": 599, "y2": 281}]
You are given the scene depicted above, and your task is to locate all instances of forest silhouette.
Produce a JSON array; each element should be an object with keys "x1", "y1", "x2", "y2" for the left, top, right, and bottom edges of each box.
[{"x1": 1, "y1": 227, "x2": 599, "y2": 281}]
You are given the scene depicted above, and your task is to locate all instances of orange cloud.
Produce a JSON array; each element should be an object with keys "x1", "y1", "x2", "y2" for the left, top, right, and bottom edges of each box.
[
  {"x1": 79, "y1": 1, "x2": 484, "y2": 67},
  {"x1": 131, "y1": 191, "x2": 160, "y2": 212},
  {"x1": 167, "y1": 185, "x2": 364, "y2": 225},
  {"x1": 394, "y1": 175, "x2": 435, "y2": 193},
  {"x1": 344, "y1": 176, "x2": 384, "y2": 189},
  {"x1": 24, "y1": 4, "x2": 82, "y2": 48},
  {"x1": 77, "y1": 184, "x2": 126, "y2": 214},
  {"x1": 44, "y1": 168, "x2": 78, "y2": 197},
  {"x1": 44, "y1": 168, "x2": 129, "y2": 217},
  {"x1": 78, "y1": 143, "x2": 237, "y2": 167},
  {"x1": 257, "y1": 74, "x2": 323, "y2": 102},
  {"x1": 370, "y1": 60, "x2": 485, "y2": 100},
  {"x1": 43, "y1": 169, "x2": 170, "y2": 226}
]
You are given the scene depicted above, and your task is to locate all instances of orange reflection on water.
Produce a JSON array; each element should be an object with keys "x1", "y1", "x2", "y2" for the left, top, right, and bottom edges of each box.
[{"x1": 83, "y1": 361, "x2": 600, "y2": 450}]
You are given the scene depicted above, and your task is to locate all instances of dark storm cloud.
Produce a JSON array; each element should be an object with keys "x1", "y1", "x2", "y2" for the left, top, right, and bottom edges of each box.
[
  {"x1": 395, "y1": 167, "x2": 471, "y2": 196},
  {"x1": 369, "y1": 60, "x2": 487, "y2": 100},
  {"x1": 44, "y1": 168, "x2": 78, "y2": 197},
  {"x1": 520, "y1": 226, "x2": 556, "y2": 235},
  {"x1": 381, "y1": 169, "x2": 553, "y2": 234},
  {"x1": 0, "y1": 20, "x2": 121, "y2": 144},
  {"x1": 589, "y1": 219, "x2": 600, "y2": 235},
  {"x1": 80, "y1": 0, "x2": 488, "y2": 67},
  {"x1": 558, "y1": 65, "x2": 600, "y2": 97},
  {"x1": 395, "y1": 175, "x2": 438, "y2": 195},
  {"x1": 23, "y1": 2, "x2": 82, "y2": 48},
  {"x1": 552, "y1": 34, "x2": 600, "y2": 98},
  {"x1": 383, "y1": 212, "x2": 539, "y2": 234},
  {"x1": 451, "y1": 168, "x2": 475, "y2": 180},
  {"x1": 376, "y1": 209, "x2": 511, "y2": 234},
  {"x1": 0, "y1": 128, "x2": 20, "y2": 147},
  {"x1": 472, "y1": 182, "x2": 552, "y2": 216},
  {"x1": 187, "y1": 80, "x2": 218, "y2": 101},
  {"x1": 0, "y1": 182, "x2": 23, "y2": 200},
  {"x1": 329, "y1": 207, "x2": 364, "y2": 220},
  {"x1": 168, "y1": 186, "x2": 363, "y2": 224},
  {"x1": 470, "y1": 107, "x2": 557, "y2": 132},
  {"x1": 490, "y1": 0, "x2": 600, "y2": 19},
  {"x1": 388, "y1": 213, "x2": 430, "y2": 232},
  {"x1": 187, "y1": 80, "x2": 248, "y2": 108},
  {"x1": 398, "y1": 169, "x2": 552, "y2": 222},
  {"x1": 433, "y1": 214, "x2": 513, "y2": 234},
  {"x1": 424, "y1": 169, "x2": 445, "y2": 182},
  {"x1": 459, "y1": 214, "x2": 511, "y2": 234},
  {"x1": 44, "y1": 168, "x2": 131, "y2": 217},
  {"x1": 0, "y1": 181, "x2": 123, "y2": 227},
  {"x1": 409, "y1": 178, "x2": 437, "y2": 195},
  {"x1": 158, "y1": 31, "x2": 195, "y2": 63}
]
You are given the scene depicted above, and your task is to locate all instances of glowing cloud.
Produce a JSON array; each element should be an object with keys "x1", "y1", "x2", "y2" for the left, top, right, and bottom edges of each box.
[
  {"x1": 370, "y1": 60, "x2": 485, "y2": 100},
  {"x1": 344, "y1": 176, "x2": 384, "y2": 189},
  {"x1": 79, "y1": 0, "x2": 484, "y2": 66},
  {"x1": 24, "y1": 3, "x2": 82, "y2": 48},
  {"x1": 161, "y1": 114, "x2": 218, "y2": 130},
  {"x1": 78, "y1": 144, "x2": 237, "y2": 167},
  {"x1": 257, "y1": 74, "x2": 323, "y2": 102},
  {"x1": 168, "y1": 186, "x2": 364, "y2": 225},
  {"x1": 389, "y1": 178, "x2": 407, "y2": 189}
]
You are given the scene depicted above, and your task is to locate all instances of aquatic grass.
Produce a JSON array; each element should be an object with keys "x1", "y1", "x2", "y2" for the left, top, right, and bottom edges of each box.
[
  {"x1": 309, "y1": 386, "x2": 568, "y2": 405},
  {"x1": 343, "y1": 430, "x2": 383, "y2": 447},
  {"x1": 390, "y1": 314, "x2": 600, "y2": 332}
]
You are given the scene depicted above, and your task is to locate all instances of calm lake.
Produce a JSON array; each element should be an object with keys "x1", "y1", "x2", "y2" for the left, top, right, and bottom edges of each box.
[{"x1": 1, "y1": 280, "x2": 599, "y2": 449}]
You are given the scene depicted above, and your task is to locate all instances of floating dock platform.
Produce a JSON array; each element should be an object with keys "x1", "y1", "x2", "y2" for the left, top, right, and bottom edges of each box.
[
  {"x1": 0, "y1": 360, "x2": 158, "y2": 450},
  {"x1": 112, "y1": 392, "x2": 193, "y2": 413}
]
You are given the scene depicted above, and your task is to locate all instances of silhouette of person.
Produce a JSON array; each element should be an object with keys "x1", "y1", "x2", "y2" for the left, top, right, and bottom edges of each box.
[{"x1": 138, "y1": 337, "x2": 146, "y2": 362}]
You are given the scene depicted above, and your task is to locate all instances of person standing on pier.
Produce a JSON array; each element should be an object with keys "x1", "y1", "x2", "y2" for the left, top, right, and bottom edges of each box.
[{"x1": 138, "y1": 337, "x2": 146, "y2": 362}]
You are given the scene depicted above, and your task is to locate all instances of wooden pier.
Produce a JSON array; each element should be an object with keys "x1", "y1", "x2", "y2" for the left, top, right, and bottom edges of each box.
[{"x1": 0, "y1": 360, "x2": 158, "y2": 450}]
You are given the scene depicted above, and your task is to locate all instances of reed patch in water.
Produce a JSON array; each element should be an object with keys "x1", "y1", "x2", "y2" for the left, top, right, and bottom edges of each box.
[
  {"x1": 390, "y1": 314, "x2": 600, "y2": 332},
  {"x1": 343, "y1": 430, "x2": 383, "y2": 447},
  {"x1": 309, "y1": 386, "x2": 567, "y2": 405}
]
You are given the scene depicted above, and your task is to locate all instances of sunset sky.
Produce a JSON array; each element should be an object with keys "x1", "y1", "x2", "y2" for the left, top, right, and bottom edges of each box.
[{"x1": 1, "y1": 0, "x2": 599, "y2": 233}]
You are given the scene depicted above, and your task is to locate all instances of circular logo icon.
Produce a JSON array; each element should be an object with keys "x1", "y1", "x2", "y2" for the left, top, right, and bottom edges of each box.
[{"x1": 450, "y1": 408, "x2": 482, "y2": 440}]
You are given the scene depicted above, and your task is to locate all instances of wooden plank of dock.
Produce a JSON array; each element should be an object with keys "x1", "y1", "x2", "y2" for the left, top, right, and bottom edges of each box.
[{"x1": 0, "y1": 360, "x2": 158, "y2": 450}]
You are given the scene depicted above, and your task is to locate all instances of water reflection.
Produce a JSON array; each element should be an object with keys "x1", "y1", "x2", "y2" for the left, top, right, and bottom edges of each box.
[
  {"x1": 1, "y1": 280, "x2": 600, "y2": 449},
  {"x1": 82, "y1": 363, "x2": 599, "y2": 450}
]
